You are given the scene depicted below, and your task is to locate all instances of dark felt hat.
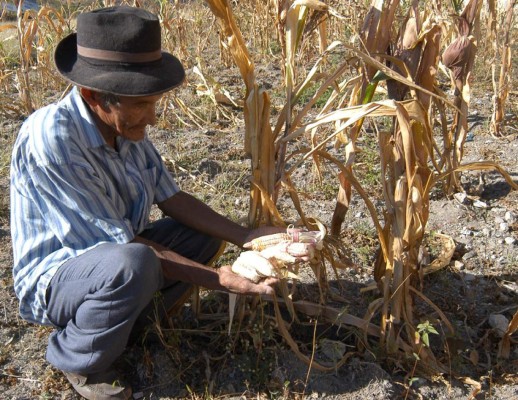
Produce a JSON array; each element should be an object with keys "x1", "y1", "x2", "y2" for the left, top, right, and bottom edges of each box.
[{"x1": 54, "y1": 6, "x2": 185, "y2": 96}]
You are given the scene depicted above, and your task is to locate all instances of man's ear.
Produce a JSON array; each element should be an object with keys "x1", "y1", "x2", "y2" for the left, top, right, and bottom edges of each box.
[{"x1": 79, "y1": 87, "x2": 106, "y2": 110}]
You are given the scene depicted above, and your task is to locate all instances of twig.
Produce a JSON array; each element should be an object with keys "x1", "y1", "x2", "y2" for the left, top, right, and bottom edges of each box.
[{"x1": 0, "y1": 372, "x2": 40, "y2": 383}]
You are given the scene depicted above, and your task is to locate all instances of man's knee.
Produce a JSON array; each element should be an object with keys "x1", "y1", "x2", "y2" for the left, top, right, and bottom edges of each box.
[{"x1": 109, "y1": 243, "x2": 163, "y2": 296}]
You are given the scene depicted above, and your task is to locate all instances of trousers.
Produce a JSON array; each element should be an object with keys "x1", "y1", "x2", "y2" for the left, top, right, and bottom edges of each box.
[{"x1": 45, "y1": 217, "x2": 222, "y2": 374}]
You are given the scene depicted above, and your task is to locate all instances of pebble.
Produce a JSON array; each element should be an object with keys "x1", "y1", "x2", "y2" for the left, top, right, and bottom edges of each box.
[
  {"x1": 482, "y1": 228, "x2": 491, "y2": 237},
  {"x1": 461, "y1": 227, "x2": 474, "y2": 236},
  {"x1": 495, "y1": 216, "x2": 505, "y2": 224},
  {"x1": 463, "y1": 273, "x2": 476, "y2": 281},
  {"x1": 504, "y1": 237, "x2": 516, "y2": 245},
  {"x1": 454, "y1": 192, "x2": 468, "y2": 204},
  {"x1": 410, "y1": 377, "x2": 428, "y2": 388},
  {"x1": 463, "y1": 251, "x2": 477, "y2": 260},
  {"x1": 473, "y1": 200, "x2": 488, "y2": 208},
  {"x1": 505, "y1": 211, "x2": 516, "y2": 223},
  {"x1": 454, "y1": 260, "x2": 465, "y2": 270},
  {"x1": 489, "y1": 314, "x2": 509, "y2": 337},
  {"x1": 499, "y1": 222, "x2": 509, "y2": 232}
]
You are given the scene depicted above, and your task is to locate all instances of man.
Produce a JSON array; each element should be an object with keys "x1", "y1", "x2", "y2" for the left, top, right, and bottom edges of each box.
[{"x1": 10, "y1": 6, "x2": 290, "y2": 400}]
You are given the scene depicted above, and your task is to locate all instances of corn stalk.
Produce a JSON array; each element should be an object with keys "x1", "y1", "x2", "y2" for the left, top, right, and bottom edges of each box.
[
  {"x1": 16, "y1": 0, "x2": 35, "y2": 114},
  {"x1": 441, "y1": 0, "x2": 483, "y2": 193},
  {"x1": 330, "y1": 0, "x2": 400, "y2": 236},
  {"x1": 204, "y1": 0, "x2": 280, "y2": 228},
  {"x1": 490, "y1": 0, "x2": 516, "y2": 137}
]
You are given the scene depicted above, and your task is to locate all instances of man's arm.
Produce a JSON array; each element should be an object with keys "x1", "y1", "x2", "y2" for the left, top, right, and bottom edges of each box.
[
  {"x1": 132, "y1": 236, "x2": 277, "y2": 295},
  {"x1": 157, "y1": 191, "x2": 284, "y2": 247}
]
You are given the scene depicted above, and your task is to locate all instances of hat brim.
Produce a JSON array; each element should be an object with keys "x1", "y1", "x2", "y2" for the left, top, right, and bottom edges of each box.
[{"x1": 55, "y1": 33, "x2": 185, "y2": 96}]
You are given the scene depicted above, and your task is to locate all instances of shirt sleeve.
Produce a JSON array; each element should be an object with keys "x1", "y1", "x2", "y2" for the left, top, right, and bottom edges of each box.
[{"x1": 24, "y1": 161, "x2": 135, "y2": 250}]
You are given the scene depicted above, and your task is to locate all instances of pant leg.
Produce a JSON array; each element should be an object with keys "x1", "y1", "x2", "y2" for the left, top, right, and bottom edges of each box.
[
  {"x1": 132, "y1": 218, "x2": 223, "y2": 330},
  {"x1": 45, "y1": 242, "x2": 162, "y2": 374},
  {"x1": 139, "y1": 217, "x2": 223, "y2": 265}
]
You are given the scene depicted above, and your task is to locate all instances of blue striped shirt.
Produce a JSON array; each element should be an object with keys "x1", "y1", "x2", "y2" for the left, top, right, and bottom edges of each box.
[{"x1": 10, "y1": 87, "x2": 179, "y2": 325}]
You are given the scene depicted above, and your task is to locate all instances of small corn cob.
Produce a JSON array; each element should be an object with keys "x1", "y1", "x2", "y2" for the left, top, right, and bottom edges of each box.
[
  {"x1": 231, "y1": 260, "x2": 262, "y2": 283},
  {"x1": 286, "y1": 242, "x2": 315, "y2": 260},
  {"x1": 246, "y1": 233, "x2": 291, "y2": 251},
  {"x1": 235, "y1": 251, "x2": 275, "y2": 277},
  {"x1": 260, "y1": 245, "x2": 298, "y2": 265}
]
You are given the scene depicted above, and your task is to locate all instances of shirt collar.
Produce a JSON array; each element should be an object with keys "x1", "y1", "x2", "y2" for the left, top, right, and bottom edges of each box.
[{"x1": 62, "y1": 87, "x2": 110, "y2": 149}]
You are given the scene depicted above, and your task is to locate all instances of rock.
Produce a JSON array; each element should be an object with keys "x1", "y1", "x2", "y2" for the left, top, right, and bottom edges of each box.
[
  {"x1": 320, "y1": 338, "x2": 347, "y2": 361},
  {"x1": 410, "y1": 377, "x2": 428, "y2": 388},
  {"x1": 461, "y1": 227, "x2": 474, "y2": 236},
  {"x1": 504, "y1": 211, "x2": 515, "y2": 223},
  {"x1": 489, "y1": 314, "x2": 509, "y2": 337},
  {"x1": 454, "y1": 260, "x2": 465, "y2": 270},
  {"x1": 454, "y1": 192, "x2": 468, "y2": 204},
  {"x1": 504, "y1": 237, "x2": 516, "y2": 245},
  {"x1": 499, "y1": 222, "x2": 509, "y2": 232},
  {"x1": 495, "y1": 216, "x2": 505, "y2": 224},
  {"x1": 473, "y1": 200, "x2": 488, "y2": 208},
  {"x1": 463, "y1": 273, "x2": 476, "y2": 282},
  {"x1": 198, "y1": 158, "x2": 222, "y2": 178},
  {"x1": 463, "y1": 250, "x2": 477, "y2": 260}
]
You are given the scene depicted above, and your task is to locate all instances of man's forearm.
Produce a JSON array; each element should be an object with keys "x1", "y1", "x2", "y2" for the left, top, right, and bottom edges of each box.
[
  {"x1": 133, "y1": 236, "x2": 225, "y2": 290},
  {"x1": 157, "y1": 191, "x2": 250, "y2": 247}
]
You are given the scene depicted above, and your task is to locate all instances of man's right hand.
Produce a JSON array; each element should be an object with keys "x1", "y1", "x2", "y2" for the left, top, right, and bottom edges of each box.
[{"x1": 217, "y1": 265, "x2": 278, "y2": 296}]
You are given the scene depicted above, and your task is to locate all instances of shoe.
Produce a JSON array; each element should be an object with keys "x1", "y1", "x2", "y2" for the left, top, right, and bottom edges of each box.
[{"x1": 64, "y1": 369, "x2": 132, "y2": 400}]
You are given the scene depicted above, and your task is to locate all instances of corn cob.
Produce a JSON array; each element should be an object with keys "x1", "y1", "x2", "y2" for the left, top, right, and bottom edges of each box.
[
  {"x1": 235, "y1": 250, "x2": 275, "y2": 277},
  {"x1": 260, "y1": 245, "x2": 298, "y2": 265},
  {"x1": 285, "y1": 242, "x2": 315, "y2": 260},
  {"x1": 233, "y1": 221, "x2": 327, "y2": 282},
  {"x1": 246, "y1": 223, "x2": 327, "y2": 252},
  {"x1": 246, "y1": 233, "x2": 291, "y2": 251},
  {"x1": 231, "y1": 250, "x2": 303, "y2": 282},
  {"x1": 231, "y1": 260, "x2": 262, "y2": 283}
]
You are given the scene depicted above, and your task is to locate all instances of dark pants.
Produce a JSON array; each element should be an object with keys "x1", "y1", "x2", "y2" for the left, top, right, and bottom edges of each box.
[{"x1": 45, "y1": 218, "x2": 222, "y2": 374}]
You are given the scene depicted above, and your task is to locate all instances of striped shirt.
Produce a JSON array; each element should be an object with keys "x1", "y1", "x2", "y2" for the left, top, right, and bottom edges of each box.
[{"x1": 10, "y1": 87, "x2": 179, "y2": 325}]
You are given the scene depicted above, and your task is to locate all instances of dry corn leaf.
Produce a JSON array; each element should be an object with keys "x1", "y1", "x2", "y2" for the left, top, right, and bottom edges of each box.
[{"x1": 498, "y1": 309, "x2": 518, "y2": 359}]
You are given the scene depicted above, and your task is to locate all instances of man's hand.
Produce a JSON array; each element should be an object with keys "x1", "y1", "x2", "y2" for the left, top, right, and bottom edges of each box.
[{"x1": 218, "y1": 265, "x2": 278, "y2": 296}]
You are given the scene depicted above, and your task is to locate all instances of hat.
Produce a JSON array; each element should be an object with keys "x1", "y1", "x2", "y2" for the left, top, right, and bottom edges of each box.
[{"x1": 54, "y1": 6, "x2": 185, "y2": 96}]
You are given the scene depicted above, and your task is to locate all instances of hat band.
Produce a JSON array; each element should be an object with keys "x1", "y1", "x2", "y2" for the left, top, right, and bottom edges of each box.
[{"x1": 77, "y1": 44, "x2": 162, "y2": 63}]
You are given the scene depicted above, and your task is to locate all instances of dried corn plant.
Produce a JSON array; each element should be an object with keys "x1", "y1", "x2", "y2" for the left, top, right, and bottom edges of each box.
[
  {"x1": 204, "y1": 0, "x2": 281, "y2": 228},
  {"x1": 441, "y1": 0, "x2": 483, "y2": 193},
  {"x1": 202, "y1": 0, "x2": 518, "y2": 375},
  {"x1": 15, "y1": 0, "x2": 36, "y2": 114},
  {"x1": 489, "y1": 0, "x2": 515, "y2": 137},
  {"x1": 12, "y1": 1, "x2": 69, "y2": 114}
]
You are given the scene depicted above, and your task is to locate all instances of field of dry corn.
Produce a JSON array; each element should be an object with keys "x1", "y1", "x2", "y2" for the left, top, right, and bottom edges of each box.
[{"x1": 0, "y1": 0, "x2": 517, "y2": 399}]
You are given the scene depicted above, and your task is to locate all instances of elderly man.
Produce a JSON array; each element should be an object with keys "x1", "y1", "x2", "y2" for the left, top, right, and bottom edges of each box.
[{"x1": 10, "y1": 6, "x2": 288, "y2": 400}]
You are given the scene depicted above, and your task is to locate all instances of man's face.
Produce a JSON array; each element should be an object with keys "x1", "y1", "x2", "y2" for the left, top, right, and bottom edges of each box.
[{"x1": 97, "y1": 93, "x2": 163, "y2": 144}]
